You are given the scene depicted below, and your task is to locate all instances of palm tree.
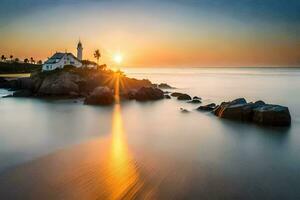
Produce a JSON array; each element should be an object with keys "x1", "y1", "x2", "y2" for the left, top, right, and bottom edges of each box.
[
  {"x1": 1, "y1": 55, "x2": 6, "y2": 62},
  {"x1": 24, "y1": 58, "x2": 29, "y2": 63},
  {"x1": 37, "y1": 60, "x2": 43, "y2": 65},
  {"x1": 14, "y1": 58, "x2": 19, "y2": 62},
  {"x1": 30, "y1": 57, "x2": 35, "y2": 64},
  {"x1": 94, "y1": 49, "x2": 101, "y2": 64},
  {"x1": 10, "y1": 55, "x2": 13, "y2": 61}
]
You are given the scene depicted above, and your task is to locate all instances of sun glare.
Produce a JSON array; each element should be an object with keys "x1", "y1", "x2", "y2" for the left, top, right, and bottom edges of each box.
[{"x1": 113, "y1": 53, "x2": 123, "y2": 64}]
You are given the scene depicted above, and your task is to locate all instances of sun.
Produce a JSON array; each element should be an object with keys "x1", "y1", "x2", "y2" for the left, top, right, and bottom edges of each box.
[{"x1": 113, "y1": 53, "x2": 123, "y2": 64}]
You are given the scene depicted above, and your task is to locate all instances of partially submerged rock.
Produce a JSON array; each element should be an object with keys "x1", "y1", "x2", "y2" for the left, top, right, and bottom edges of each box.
[
  {"x1": 253, "y1": 105, "x2": 291, "y2": 126},
  {"x1": 171, "y1": 92, "x2": 183, "y2": 97},
  {"x1": 158, "y1": 83, "x2": 174, "y2": 89},
  {"x1": 164, "y1": 94, "x2": 171, "y2": 99},
  {"x1": 84, "y1": 87, "x2": 114, "y2": 105},
  {"x1": 193, "y1": 96, "x2": 202, "y2": 100},
  {"x1": 187, "y1": 99, "x2": 201, "y2": 104},
  {"x1": 177, "y1": 94, "x2": 192, "y2": 101},
  {"x1": 214, "y1": 98, "x2": 291, "y2": 126},
  {"x1": 134, "y1": 87, "x2": 164, "y2": 101},
  {"x1": 197, "y1": 103, "x2": 217, "y2": 111}
]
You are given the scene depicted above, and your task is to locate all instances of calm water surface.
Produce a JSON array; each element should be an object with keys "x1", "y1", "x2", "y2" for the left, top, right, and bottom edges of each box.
[{"x1": 0, "y1": 68, "x2": 299, "y2": 199}]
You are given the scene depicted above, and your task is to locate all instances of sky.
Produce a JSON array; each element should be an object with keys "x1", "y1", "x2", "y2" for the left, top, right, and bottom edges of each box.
[{"x1": 0, "y1": 0, "x2": 299, "y2": 67}]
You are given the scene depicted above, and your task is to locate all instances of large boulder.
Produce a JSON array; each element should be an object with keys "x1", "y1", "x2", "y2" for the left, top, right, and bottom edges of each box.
[
  {"x1": 84, "y1": 87, "x2": 114, "y2": 105},
  {"x1": 214, "y1": 98, "x2": 291, "y2": 126},
  {"x1": 253, "y1": 105, "x2": 291, "y2": 126},
  {"x1": 134, "y1": 87, "x2": 164, "y2": 101},
  {"x1": 37, "y1": 72, "x2": 82, "y2": 96}
]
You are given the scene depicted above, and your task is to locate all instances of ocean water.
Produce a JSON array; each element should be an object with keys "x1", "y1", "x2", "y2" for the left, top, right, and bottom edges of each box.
[{"x1": 0, "y1": 68, "x2": 299, "y2": 199}]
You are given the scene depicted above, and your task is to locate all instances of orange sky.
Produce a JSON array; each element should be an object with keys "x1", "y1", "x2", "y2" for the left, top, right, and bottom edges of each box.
[{"x1": 0, "y1": 1, "x2": 299, "y2": 67}]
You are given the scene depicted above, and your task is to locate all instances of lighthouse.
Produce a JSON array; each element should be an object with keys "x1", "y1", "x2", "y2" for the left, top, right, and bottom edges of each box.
[{"x1": 77, "y1": 40, "x2": 83, "y2": 60}]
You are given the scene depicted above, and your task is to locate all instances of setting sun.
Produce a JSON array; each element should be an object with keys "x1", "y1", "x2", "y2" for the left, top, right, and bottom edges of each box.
[{"x1": 113, "y1": 53, "x2": 123, "y2": 64}]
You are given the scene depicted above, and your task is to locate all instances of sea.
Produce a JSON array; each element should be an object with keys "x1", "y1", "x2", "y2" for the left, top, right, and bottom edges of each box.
[{"x1": 0, "y1": 67, "x2": 299, "y2": 199}]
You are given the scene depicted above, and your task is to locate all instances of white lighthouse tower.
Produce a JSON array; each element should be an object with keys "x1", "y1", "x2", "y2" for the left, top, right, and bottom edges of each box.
[{"x1": 77, "y1": 40, "x2": 83, "y2": 60}]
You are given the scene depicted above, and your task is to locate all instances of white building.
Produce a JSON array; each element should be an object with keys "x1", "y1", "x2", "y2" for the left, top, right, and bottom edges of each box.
[{"x1": 42, "y1": 41, "x2": 83, "y2": 71}]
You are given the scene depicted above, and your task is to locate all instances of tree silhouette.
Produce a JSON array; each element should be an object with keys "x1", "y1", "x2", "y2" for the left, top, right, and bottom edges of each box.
[
  {"x1": 94, "y1": 49, "x2": 101, "y2": 64},
  {"x1": 14, "y1": 58, "x2": 19, "y2": 62},
  {"x1": 1, "y1": 55, "x2": 6, "y2": 62},
  {"x1": 10, "y1": 55, "x2": 13, "y2": 61},
  {"x1": 30, "y1": 57, "x2": 35, "y2": 64},
  {"x1": 24, "y1": 58, "x2": 29, "y2": 63},
  {"x1": 37, "y1": 60, "x2": 43, "y2": 65}
]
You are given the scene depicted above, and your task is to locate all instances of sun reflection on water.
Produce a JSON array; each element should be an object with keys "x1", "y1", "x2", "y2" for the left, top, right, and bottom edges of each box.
[{"x1": 104, "y1": 73, "x2": 142, "y2": 199}]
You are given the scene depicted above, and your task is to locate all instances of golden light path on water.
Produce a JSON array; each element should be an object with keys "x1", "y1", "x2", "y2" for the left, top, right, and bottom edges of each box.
[
  {"x1": 105, "y1": 74, "x2": 140, "y2": 199},
  {"x1": 103, "y1": 73, "x2": 156, "y2": 199}
]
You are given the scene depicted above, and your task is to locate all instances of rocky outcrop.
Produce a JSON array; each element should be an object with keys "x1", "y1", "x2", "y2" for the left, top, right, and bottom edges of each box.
[
  {"x1": 0, "y1": 78, "x2": 35, "y2": 91},
  {"x1": 134, "y1": 87, "x2": 164, "y2": 101},
  {"x1": 214, "y1": 98, "x2": 291, "y2": 126},
  {"x1": 37, "y1": 72, "x2": 82, "y2": 96},
  {"x1": 0, "y1": 69, "x2": 154, "y2": 99},
  {"x1": 84, "y1": 87, "x2": 114, "y2": 105},
  {"x1": 197, "y1": 103, "x2": 217, "y2": 111}
]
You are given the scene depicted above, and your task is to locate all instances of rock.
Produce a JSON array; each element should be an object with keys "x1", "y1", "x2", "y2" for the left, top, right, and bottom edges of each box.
[
  {"x1": 180, "y1": 108, "x2": 190, "y2": 113},
  {"x1": 214, "y1": 98, "x2": 247, "y2": 117},
  {"x1": 187, "y1": 99, "x2": 201, "y2": 104},
  {"x1": 12, "y1": 90, "x2": 32, "y2": 97},
  {"x1": 197, "y1": 103, "x2": 217, "y2": 111},
  {"x1": 214, "y1": 98, "x2": 291, "y2": 126},
  {"x1": 177, "y1": 94, "x2": 192, "y2": 101},
  {"x1": 214, "y1": 98, "x2": 260, "y2": 121},
  {"x1": 253, "y1": 105, "x2": 291, "y2": 126},
  {"x1": 134, "y1": 87, "x2": 164, "y2": 101},
  {"x1": 164, "y1": 94, "x2": 171, "y2": 99},
  {"x1": 171, "y1": 92, "x2": 183, "y2": 97},
  {"x1": 193, "y1": 96, "x2": 202, "y2": 100},
  {"x1": 37, "y1": 72, "x2": 82, "y2": 96},
  {"x1": 84, "y1": 86, "x2": 114, "y2": 105},
  {"x1": 158, "y1": 83, "x2": 174, "y2": 89},
  {"x1": 125, "y1": 89, "x2": 137, "y2": 100}
]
